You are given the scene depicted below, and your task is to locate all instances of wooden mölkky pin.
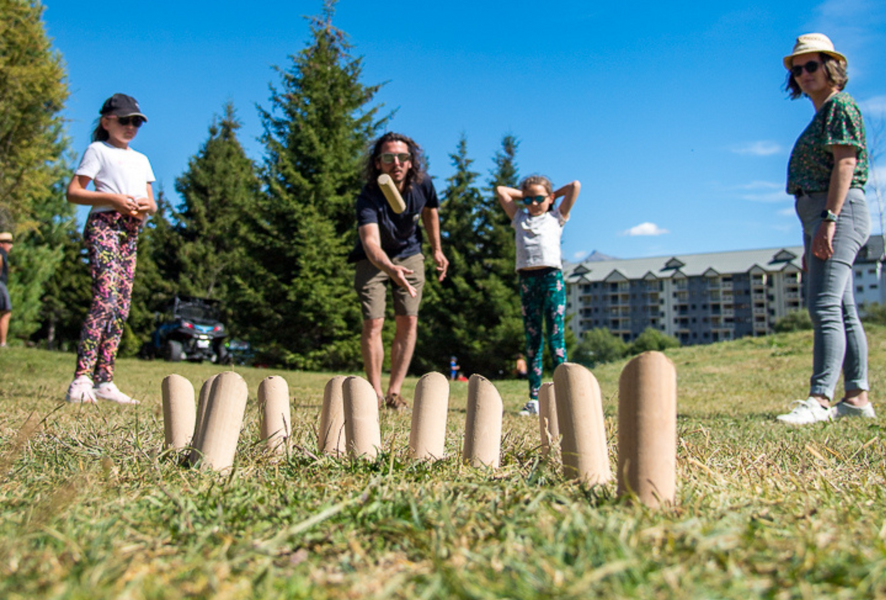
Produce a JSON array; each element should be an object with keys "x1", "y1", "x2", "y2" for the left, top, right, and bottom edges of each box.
[
  {"x1": 342, "y1": 376, "x2": 381, "y2": 459},
  {"x1": 617, "y1": 351, "x2": 677, "y2": 508},
  {"x1": 191, "y1": 373, "x2": 219, "y2": 452},
  {"x1": 319, "y1": 375, "x2": 347, "y2": 456},
  {"x1": 409, "y1": 372, "x2": 449, "y2": 460},
  {"x1": 161, "y1": 374, "x2": 196, "y2": 451},
  {"x1": 538, "y1": 382, "x2": 559, "y2": 457},
  {"x1": 259, "y1": 376, "x2": 291, "y2": 456},
  {"x1": 189, "y1": 371, "x2": 248, "y2": 471},
  {"x1": 553, "y1": 363, "x2": 612, "y2": 485},
  {"x1": 463, "y1": 374, "x2": 503, "y2": 469}
]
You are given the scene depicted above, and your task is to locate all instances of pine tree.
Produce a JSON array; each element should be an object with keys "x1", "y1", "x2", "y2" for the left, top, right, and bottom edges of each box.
[
  {"x1": 173, "y1": 102, "x2": 261, "y2": 305},
  {"x1": 414, "y1": 135, "x2": 523, "y2": 378},
  {"x1": 31, "y1": 176, "x2": 91, "y2": 349},
  {"x1": 247, "y1": 0, "x2": 387, "y2": 369},
  {"x1": 0, "y1": 0, "x2": 68, "y2": 229},
  {"x1": 8, "y1": 173, "x2": 74, "y2": 341}
]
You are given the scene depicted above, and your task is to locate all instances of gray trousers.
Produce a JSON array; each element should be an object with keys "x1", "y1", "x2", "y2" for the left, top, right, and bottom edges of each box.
[{"x1": 795, "y1": 188, "x2": 870, "y2": 400}]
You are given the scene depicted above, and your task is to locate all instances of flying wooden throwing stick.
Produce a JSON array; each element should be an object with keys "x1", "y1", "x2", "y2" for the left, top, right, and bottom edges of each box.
[
  {"x1": 617, "y1": 351, "x2": 677, "y2": 508},
  {"x1": 161, "y1": 374, "x2": 196, "y2": 451},
  {"x1": 377, "y1": 174, "x2": 406, "y2": 214}
]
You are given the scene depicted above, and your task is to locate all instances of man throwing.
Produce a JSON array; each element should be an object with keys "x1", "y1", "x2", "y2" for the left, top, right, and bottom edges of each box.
[{"x1": 348, "y1": 133, "x2": 448, "y2": 409}]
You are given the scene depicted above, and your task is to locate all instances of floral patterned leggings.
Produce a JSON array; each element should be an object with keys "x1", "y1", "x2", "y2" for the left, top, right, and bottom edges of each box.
[
  {"x1": 75, "y1": 212, "x2": 140, "y2": 384},
  {"x1": 519, "y1": 268, "x2": 567, "y2": 400}
]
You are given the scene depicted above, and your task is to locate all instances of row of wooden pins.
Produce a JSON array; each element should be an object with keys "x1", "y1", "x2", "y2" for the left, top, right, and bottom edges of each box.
[
  {"x1": 160, "y1": 351, "x2": 675, "y2": 507},
  {"x1": 316, "y1": 351, "x2": 676, "y2": 507},
  {"x1": 162, "y1": 371, "x2": 291, "y2": 471}
]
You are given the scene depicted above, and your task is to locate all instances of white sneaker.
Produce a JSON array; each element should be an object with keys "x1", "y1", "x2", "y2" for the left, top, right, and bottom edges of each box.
[
  {"x1": 776, "y1": 397, "x2": 832, "y2": 425},
  {"x1": 65, "y1": 375, "x2": 97, "y2": 404},
  {"x1": 94, "y1": 381, "x2": 139, "y2": 405},
  {"x1": 519, "y1": 400, "x2": 539, "y2": 416},
  {"x1": 832, "y1": 401, "x2": 876, "y2": 420}
]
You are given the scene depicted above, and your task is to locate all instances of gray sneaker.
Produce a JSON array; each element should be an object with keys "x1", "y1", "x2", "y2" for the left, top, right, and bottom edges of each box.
[
  {"x1": 519, "y1": 400, "x2": 539, "y2": 416},
  {"x1": 832, "y1": 401, "x2": 876, "y2": 420},
  {"x1": 776, "y1": 397, "x2": 832, "y2": 424}
]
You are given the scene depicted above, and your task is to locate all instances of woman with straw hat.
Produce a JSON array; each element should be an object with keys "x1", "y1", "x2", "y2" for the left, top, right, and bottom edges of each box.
[{"x1": 776, "y1": 34, "x2": 875, "y2": 424}]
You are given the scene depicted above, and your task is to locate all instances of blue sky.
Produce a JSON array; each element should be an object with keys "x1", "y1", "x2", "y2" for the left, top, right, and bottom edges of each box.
[{"x1": 42, "y1": 0, "x2": 886, "y2": 262}]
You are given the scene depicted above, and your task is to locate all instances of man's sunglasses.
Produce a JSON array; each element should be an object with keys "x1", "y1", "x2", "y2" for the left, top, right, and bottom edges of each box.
[
  {"x1": 115, "y1": 116, "x2": 146, "y2": 128},
  {"x1": 380, "y1": 152, "x2": 411, "y2": 164},
  {"x1": 522, "y1": 195, "x2": 548, "y2": 206},
  {"x1": 790, "y1": 60, "x2": 821, "y2": 77}
]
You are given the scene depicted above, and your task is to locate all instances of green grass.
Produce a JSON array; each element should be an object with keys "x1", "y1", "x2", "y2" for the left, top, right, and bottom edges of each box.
[{"x1": 1, "y1": 328, "x2": 885, "y2": 599}]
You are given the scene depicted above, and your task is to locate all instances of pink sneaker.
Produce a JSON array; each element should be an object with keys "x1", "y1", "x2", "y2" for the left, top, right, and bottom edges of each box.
[
  {"x1": 65, "y1": 376, "x2": 97, "y2": 403},
  {"x1": 94, "y1": 381, "x2": 139, "y2": 405}
]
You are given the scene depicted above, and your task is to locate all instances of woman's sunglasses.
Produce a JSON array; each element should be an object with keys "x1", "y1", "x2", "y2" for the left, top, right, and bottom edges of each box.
[
  {"x1": 790, "y1": 60, "x2": 820, "y2": 77},
  {"x1": 114, "y1": 116, "x2": 146, "y2": 128},
  {"x1": 522, "y1": 195, "x2": 548, "y2": 206}
]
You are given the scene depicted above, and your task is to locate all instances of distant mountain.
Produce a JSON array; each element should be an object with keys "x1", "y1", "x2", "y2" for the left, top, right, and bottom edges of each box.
[{"x1": 580, "y1": 250, "x2": 616, "y2": 262}]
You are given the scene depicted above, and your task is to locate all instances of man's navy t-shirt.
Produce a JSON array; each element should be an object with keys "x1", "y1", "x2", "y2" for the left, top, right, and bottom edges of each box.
[{"x1": 348, "y1": 176, "x2": 439, "y2": 263}]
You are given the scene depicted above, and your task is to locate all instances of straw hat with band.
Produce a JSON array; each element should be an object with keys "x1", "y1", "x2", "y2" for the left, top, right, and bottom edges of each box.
[
  {"x1": 0, "y1": 232, "x2": 12, "y2": 243},
  {"x1": 783, "y1": 33, "x2": 847, "y2": 70}
]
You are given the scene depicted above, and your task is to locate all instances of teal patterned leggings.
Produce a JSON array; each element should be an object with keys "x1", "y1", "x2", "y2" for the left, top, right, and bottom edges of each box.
[
  {"x1": 75, "y1": 212, "x2": 140, "y2": 384},
  {"x1": 519, "y1": 269, "x2": 567, "y2": 400}
]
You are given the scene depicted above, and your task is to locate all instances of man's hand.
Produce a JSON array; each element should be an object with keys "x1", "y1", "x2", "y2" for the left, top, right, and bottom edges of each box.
[
  {"x1": 389, "y1": 265, "x2": 417, "y2": 297},
  {"x1": 433, "y1": 250, "x2": 449, "y2": 282}
]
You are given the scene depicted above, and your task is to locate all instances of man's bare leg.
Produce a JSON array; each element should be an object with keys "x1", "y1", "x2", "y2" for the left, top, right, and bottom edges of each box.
[
  {"x1": 387, "y1": 315, "x2": 418, "y2": 397},
  {"x1": 361, "y1": 318, "x2": 385, "y2": 398},
  {"x1": 0, "y1": 311, "x2": 10, "y2": 346}
]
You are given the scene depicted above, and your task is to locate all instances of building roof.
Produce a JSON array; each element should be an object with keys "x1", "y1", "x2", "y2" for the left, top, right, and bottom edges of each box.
[{"x1": 563, "y1": 246, "x2": 806, "y2": 283}]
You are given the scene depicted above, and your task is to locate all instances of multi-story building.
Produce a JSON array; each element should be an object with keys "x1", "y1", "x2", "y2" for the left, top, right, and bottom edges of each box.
[
  {"x1": 563, "y1": 246, "x2": 807, "y2": 346},
  {"x1": 853, "y1": 236, "x2": 886, "y2": 309},
  {"x1": 564, "y1": 241, "x2": 886, "y2": 345}
]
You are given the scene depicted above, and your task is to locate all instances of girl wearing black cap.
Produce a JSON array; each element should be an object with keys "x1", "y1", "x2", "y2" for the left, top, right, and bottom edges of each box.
[{"x1": 64, "y1": 94, "x2": 156, "y2": 404}]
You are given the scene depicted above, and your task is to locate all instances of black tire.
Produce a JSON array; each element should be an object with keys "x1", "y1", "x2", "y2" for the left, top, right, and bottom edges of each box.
[
  {"x1": 216, "y1": 344, "x2": 232, "y2": 365},
  {"x1": 138, "y1": 341, "x2": 155, "y2": 360},
  {"x1": 165, "y1": 340, "x2": 183, "y2": 362}
]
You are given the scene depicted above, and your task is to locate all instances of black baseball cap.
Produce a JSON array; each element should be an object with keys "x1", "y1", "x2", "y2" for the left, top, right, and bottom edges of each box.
[{"x1": 100, "y1": 93, "x2": 148, "y2": 121}]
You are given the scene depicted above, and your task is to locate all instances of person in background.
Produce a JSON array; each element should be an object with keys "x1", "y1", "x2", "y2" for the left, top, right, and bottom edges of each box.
[
  {"x1": 776, "y1": 34, "x2": 875, "y2": 424},
  {"x1": 514, "y1": 353, "x2": 528, "y2": 379},
  {"x1": 64, "y1": 93, "x2": 156, "y2": 404},
  {"x1": 0, "y1": 232, "x2": 13, "y2": 348},
  {"x1": 449, "y1": 356, "x2": 460, "y2": 381},
  {"x1": 496, "y1": 175, "x2": 580, "y2": 416}
]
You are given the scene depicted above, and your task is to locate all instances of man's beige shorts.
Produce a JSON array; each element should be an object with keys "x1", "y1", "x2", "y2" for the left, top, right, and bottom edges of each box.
[{"x1": 354, "y1": 253, "x2": 425, "y2": 320}]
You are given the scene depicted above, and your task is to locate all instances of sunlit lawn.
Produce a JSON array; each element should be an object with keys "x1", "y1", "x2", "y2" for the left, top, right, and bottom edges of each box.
[{"x1": 1, "y1": 326, "x2": 885, "y2": 599}]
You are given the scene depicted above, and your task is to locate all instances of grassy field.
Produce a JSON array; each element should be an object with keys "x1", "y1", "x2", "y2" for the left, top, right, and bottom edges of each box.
[{"x1": 1, "y1": 327, "x2": 885, "y2": 599}]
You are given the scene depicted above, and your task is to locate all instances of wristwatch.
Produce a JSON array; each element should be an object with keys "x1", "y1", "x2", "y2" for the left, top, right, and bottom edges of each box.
[{"x1": 820, "y1": 209, "x2": 838, "y2": 222}]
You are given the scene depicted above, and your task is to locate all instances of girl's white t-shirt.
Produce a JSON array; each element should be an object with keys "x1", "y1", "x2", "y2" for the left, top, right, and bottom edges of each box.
[
  {"x1": 512, "y1": 207, "x2": 568, "y2": 271},
  {"x1": 74, "y1": 141, "x2": 156, "y2": 214}
]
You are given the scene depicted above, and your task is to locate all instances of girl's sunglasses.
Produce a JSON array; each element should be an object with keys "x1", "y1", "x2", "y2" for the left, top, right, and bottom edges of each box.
[
  {"x1": 790, "y1": 60, "x2": 820, "y2": 77},
  {"x1": 115, "y1": 116, "x2": 146, "y2": 128},
  {"x1": 522, "y1": 195, "x2": 548, "y2": 206}
]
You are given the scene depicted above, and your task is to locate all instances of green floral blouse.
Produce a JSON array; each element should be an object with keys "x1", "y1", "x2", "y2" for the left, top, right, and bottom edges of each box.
[{"x1": 786, "y1": 92, "x2": 868, "y2": 196}]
